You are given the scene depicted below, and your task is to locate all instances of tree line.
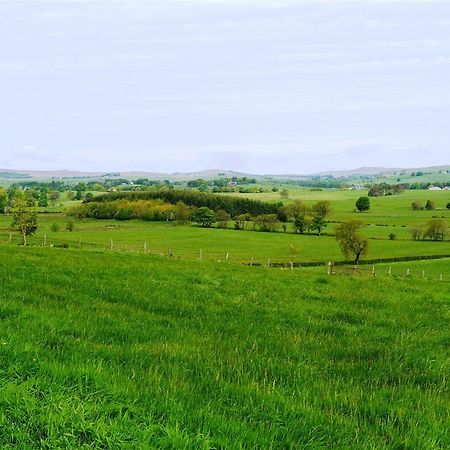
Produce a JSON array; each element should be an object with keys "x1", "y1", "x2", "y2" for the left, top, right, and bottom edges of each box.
[{"x1": 84, "y1": 189, "x2": 281, "y2": 218}]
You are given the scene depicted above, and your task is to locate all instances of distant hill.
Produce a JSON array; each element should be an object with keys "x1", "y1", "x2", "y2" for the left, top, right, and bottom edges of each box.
[{"x1": 0, "y1": 165, "x2": 448, "y2": 182}]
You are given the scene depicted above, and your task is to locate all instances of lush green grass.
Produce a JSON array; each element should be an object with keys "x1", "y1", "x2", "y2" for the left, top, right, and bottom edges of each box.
[
  {"x1": 0, "y1": 246, "x2": 448, "y2": 448},
  {"x1": 0, "y1": 214, "x2": 449, "y2": 264}
]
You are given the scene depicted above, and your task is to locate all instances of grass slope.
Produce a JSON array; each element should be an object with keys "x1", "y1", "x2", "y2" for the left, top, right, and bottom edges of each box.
[{"x1": 0, "y1": 247, "x2": 448, "y2": 448}]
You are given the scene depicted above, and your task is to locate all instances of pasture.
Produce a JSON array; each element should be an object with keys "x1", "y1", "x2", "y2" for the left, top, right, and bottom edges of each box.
[{"x1": 0, "y1": 246, "x2": 448, "y2": 448}]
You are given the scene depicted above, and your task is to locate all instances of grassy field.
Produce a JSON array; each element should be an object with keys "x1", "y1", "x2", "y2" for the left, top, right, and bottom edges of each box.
[
  {"x1": 0, "y1": 246, "x2": 448, "y2": 448},
  {"x1": 0, "y1": 214, "x2": 449, "y2": 265}
]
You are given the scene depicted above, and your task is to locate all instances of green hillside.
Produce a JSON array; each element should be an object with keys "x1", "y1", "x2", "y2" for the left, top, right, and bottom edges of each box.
[{"x1": 0, "y1": 246, "x2": 448, "y2": 448}]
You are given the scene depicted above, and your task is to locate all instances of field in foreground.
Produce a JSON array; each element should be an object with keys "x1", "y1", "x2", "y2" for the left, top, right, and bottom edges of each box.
[{"x1": 0, "y1": 246, "x2": 448, "y2": 448}]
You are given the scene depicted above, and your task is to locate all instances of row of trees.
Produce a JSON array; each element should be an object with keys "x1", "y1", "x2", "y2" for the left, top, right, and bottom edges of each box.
[
  {"x1": 411, "y1": 200, "x2": 450, "y2": 211},
  {"x1": 0, "y1": 187, "x2": 56, "y2": 211},
  {"x1": 86, "y1": 189, "x2": 281, "y2": 218},
  {"x1": 410, "y1": 219, "x2": 448, "y2": 241},
  {"x1": 283, "y1": 200, "x2": 332, "y2": 235}
]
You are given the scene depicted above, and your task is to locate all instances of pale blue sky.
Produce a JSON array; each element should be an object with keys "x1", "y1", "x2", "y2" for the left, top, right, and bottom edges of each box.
[{"x1": 0, "y1": 0, "x2": 449, "y2": 174}]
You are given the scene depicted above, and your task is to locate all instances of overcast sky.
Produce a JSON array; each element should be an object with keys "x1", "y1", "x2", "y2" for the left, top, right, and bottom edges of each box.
[{"x1": 0, "y1": 0, "x2": 449, "y2": 174}]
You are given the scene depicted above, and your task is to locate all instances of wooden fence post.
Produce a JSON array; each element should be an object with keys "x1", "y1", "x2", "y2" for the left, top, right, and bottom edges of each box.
[
  {"x1": 44, "y1": 234, "x2": 47, "y2": 247},
  {"x1": 110, "y1": 239, "x2": 114, "y2": 251},
  {"x1": 372, "y1": 265, "x2": 375, "y2": 276},
  {"x1": 327, "y1": 262, "x2": 332, "y2": 275},
  {"x1": 388, "y1": 266, "x2": 392, "y2": 276}
]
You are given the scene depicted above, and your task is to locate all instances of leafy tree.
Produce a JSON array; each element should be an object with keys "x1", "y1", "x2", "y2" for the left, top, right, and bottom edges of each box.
[
  {"x1": 280, "y1": 189, "x2": 289, "y2": 199},
  {"x1": 51, "y1": 223, "x2": 60, "y2": 232},
  {"x1": 49, "y1": 191, "x2": 60, "y2": 204},
  {"x1": 11, "y1": 201, "x2": 38, "y2": 245},
  {"x1": 425, "y1": 200, "x2": 435, "y2": 210},
  {"x1": 335, "y1": 220, "x2": 369, "y2": 264},
  {"x1": 0, "y1": 188, "x2": 7, "y2": 213},
  {"x1": 74, "y1": 190, "x2": 83, "y2": 201},
  {"x1": 216, "y1": 209, "x2": 231, "y2": 228},
  {"x1": 411, "y1": 201, "x2": 423, "y2": 211},
  {"x1": 423, "y1": 219, "x2": 447, "y2": 241},
  {"x1": 25, "y1": 189, "x2": 37, "y2": 207},
  {"x1": 311, "y1": 201, "x2": 331, "y2": 235},
  {"x1": 388, "y1": 233, "x2": 396, "y2": 240},
  {"x1": 355, "y1": 196, "x2": 370, "y2": 212},
  {"x1": 173, "y1": 201, "x2": 193, "y2": 224},
  {"x1": 410, "y1": 224, "x2": 424, "y2": 240},
  {"x1": 191, "y1": 207, "x2": 216, "y2": 227},
  {"x1": 38, "y1": 190, "x2": 49, "y2": 207},
  {"x1": 66, "y1": 220, "x2": 75, "y2": 232},
  {"x1": 253, "y1": 214, "x2": 279, "y2": 232},
  {"x1": 234, "y1": 213, "x2": 252, "y2": 230},
  {"x1": 447, "y1": 202, "x2": 450, "y2": 209}
]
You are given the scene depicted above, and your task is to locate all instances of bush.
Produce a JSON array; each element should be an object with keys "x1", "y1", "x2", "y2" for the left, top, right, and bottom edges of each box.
[
  {"x1": 411, "y1": 201, "x2": 423, "y2": 211},
  {"x1": 388, "y1": 233, "x2": 396, "y2": 240},
  {"x1": 50, "y1": 223, "x2": 60, "y2": 233},
  {"x1": 425, "y1": 200, "x2": 435, "y2": 211}
]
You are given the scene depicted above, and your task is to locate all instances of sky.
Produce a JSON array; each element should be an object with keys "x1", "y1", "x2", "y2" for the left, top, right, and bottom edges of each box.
[{"x1": 0, "y1": 0, "x2": 449, "y2": 175}]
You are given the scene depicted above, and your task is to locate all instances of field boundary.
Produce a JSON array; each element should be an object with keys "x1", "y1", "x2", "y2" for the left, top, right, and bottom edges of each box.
[{"x1": 250, "y1": 254, "x2": 450, "y2": 268}]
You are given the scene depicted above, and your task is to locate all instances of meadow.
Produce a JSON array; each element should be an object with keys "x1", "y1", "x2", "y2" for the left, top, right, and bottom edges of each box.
[
  {"x1": 0, "y1": 246, "x2": 449, "y2": 448},
  {"x1": 0, "y1": 187, "x2": 448, "y2": 264}
]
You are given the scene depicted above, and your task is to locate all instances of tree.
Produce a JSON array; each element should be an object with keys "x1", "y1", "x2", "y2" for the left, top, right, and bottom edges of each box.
[
  {"x1": 0, "y1": 188, "x2": 7, "y2": 213},
  {"x1": 425, "y1": 200, "x2": 435, "y2": 210},
  {"x1": 411, "y1": 201, "x2": 423, "y2": 211},
  {"x1": 335, "y1": 220, "x2": 369, "y2": 264},
  {"x1": 74, "y1": 190, "x2": 83, "y2": 201},
  {"x1": 191, "y1": 207, "x2": 216, "y2": 227},
  {"x1": 423, "y1": 219, "x2": 447, "y2": 241},
  {"x1": 234, "y1": 213, "x2": 252, "y2": 230},
  {"x1": 49, "y1": 190, "x2": 60, "y2": 205},
  {"x1": 355, "y1": 196, "x2": 370, "y2": 212},
  {"x1": 66, "y1": 220, "x2": 75, "y2": 232},
  {"x1": 216, "y1": 209, "x2": 231, "y2": 229},
  {"x1": 38, "y1": 190, "x2": 49, "y2": 207},
  {"x1": 280, "y1": 189, "x2": 289, "y2": 199},
  {"x1": 173, "y1": 201, "x2": 193, "y2": 224},
  {"x1": 410, "y1": 224, "x2": 424, "y2": 240},
  {"x1": 253, "y1": 214, "x2": 279, "y2": 232},
  {"x1": 51, "y1": 223, "x2": 60, "y2": 232},
  {"x1": 447, "y1": 202, "x2": 450, "y2": 210},
  {"x1": 310, "y1": 201, "x2": 331, "y2": 235},
  {"x1": 11, "y1": 201, "x2": 38, "y2": 245}
]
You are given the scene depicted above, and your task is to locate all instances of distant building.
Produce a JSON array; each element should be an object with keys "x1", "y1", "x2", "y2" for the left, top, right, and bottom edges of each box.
[{"x1": 428, "y1": 186, "x2": 442, "y2": 191}]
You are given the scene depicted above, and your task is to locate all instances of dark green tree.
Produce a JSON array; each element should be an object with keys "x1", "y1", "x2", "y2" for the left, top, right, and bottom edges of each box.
[
  {"x1": 191, "y1": 207, "x2": 216, "y2": 227},
  {"x1": 355, "y1": 196, "x2": 370, "y2": 212}
]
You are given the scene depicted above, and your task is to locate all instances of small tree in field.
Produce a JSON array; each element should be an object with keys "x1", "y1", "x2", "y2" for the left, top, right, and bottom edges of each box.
[
  {"x1": 12, "y1": 201, "x2": 38, "y2": 245},
  {"x1": 192, "y1": 207, "x2": 216, "y2": 228},
  {"x1": 280, "y1": 189, "x2": 289, "y2": 199},
  {"x1": 335, "y1": 220, "x2": 369, "y2": 264},
  {"x1": 311, "y1": 201, "x2": 331, "y2": 235},
  {"x1": 355, "y1": 196, "x2": 370, "y2": 212},
  {"x1": 410, "y1": 224, "x2": 424, "y2": 240},
  {"x1": 425, "y1": 200, "x2": 435, "y2": 210}
]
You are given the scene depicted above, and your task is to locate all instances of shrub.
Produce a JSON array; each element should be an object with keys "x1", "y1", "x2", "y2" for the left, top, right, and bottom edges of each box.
[
  {"x1": 51, "y1": 223, "x2": 60, "y2": 233},
  {"x1": 388, "y1": 233, "x2": 396, "y2": 240}
]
